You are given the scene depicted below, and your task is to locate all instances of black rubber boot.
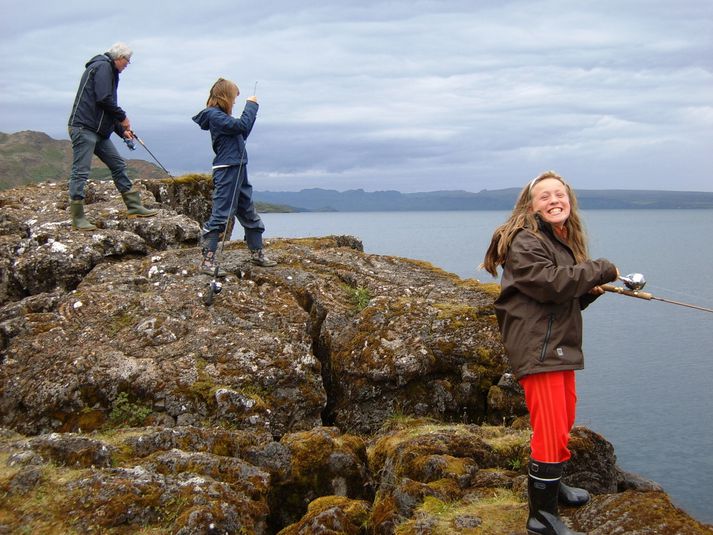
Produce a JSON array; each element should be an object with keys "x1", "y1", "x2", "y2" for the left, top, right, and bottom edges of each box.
[
  {"x1": 121, "y1": 190, "x2": 157, "y2": 218},
  {"x1": 559, "y1": 481, "x2": 590, "y2": 507},
  {"x1": 70, "y1": 200, "x2": 96, "y2": 231},
  {"x1": 527, "y1": 460, "x2": 584, "y2": 535}
]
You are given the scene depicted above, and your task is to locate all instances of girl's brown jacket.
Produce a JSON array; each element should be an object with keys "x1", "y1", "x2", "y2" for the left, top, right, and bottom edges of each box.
[{"x1": 494, "y1": 224, "x2": 617, "y2": 380}]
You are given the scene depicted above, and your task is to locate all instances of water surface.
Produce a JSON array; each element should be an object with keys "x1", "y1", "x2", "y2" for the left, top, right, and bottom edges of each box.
[{"x1": 255, "y1": 209, "x2": 713, "y2": 523}]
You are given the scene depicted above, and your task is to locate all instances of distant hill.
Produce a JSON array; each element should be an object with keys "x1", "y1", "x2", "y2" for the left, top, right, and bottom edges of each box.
[
  {"x1": 4, "y1": 130, "x2": 712, "y2": 210},
  {"x1": 0, "y1": 130, "x2": 168, "y2": 190},
  {"x1": 255, "y1": 187, "x2": 713, "y2": 211}
]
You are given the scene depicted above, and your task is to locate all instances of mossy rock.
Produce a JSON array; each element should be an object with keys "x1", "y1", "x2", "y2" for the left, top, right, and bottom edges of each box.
[{"x1": 277, "y1": 495, "x2": 371, "y2": 535}]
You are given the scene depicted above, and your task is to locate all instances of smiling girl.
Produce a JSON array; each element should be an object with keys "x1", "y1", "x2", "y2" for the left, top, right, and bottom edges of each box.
[{"x1": 482, "y1": 170, "x2": 618, "y2": 535}]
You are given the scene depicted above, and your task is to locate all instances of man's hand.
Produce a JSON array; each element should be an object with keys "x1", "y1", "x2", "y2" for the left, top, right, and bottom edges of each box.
[{"x1": 120, "y1": 118, "x2": 133, "y2": 138}]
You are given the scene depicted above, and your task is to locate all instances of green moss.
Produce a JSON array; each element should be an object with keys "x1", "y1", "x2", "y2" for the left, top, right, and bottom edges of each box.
[
  {"x1": 477, "y1": 281, "x2": 502, "y2": 299},
  {"x1": 237, "y1": 383, "x2": 271, "y2": 410},
  {"x1": 285, "y1": 432, "x2": 334, "y2": 486},
  {"x1": 70, "y1": 478, "x2": 167, "y2": 529},
  {"x1": 478, "y1": 425, "x2": 530, "y2": 470},
  {"x1": 425, "y1": 477, "x2": 462, "y2": 497},
  {"x1": 369, "y1": 491, "x2": 399, "y2": 529},
  {"x1": 63, "y1": 408, "x2": 106, "y2": 433},
  {"x1": 368, "y1": 422, "x2": 477, "y2": 480},
  {"x1": 433, "y1": 303, "x2": 479, "y2": 321},
  {"x1": 476, "y1": 347, "x2": 492, "y2": 360},
  {"x1": 106, "y1": 310, "x2": 136, "y2": 336},
  {"x1": 437, "y1": 455, "x2": 469, "y2": 477},
  {"x1": 179, "y1": 357, "x2": 218, "y2": 406},
  {"x1": 166, "y1": 173, "x2": 211, "y2": 184},
  {"x1": 186, "y1": 380, "x2": 215, "y2": 403},
  {"x1": 396, "y1": 258, "x2": 462, "y2": 281},
  {"x1": 396, "y1": 489, "x2": 526, "y2": 535},
  {"x1": 280, "y1": 496, "x2": 371, "y2": 534},
  {"x1": 334, "y1": 296, "x2": 431, "y2": 374},
  {"x1": 0, "y1": 461, "x2": 88, "y2": 534},
  {"x1": 382, "y1": 411, "x2": 437, "y2": 432},
  {"x1": 419, "y1": 495, "x2": 457, "y2": 515}
]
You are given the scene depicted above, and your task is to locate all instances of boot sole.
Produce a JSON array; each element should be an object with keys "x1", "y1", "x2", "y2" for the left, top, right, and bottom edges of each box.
[
  {"x1": 126, "y1": 213, "x2": 158, "y2": 218},
  {"x1": 71, "y1": 226, "x2": 97, "y2": 231},
  {"x1": 201, "y1": 271, "x2": 227, "y2": 278}
]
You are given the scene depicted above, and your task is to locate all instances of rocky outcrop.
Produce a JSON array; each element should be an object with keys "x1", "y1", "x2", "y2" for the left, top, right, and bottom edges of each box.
[
  {"x1": 0, "y1": 178, "x2": 508, "y2": 438},
  {"x1": 2, "y1": 422, "x2": 710, "y2": 534},
  {"x1": 1, "y1": 178, "x2": 711, "y2": 534}
]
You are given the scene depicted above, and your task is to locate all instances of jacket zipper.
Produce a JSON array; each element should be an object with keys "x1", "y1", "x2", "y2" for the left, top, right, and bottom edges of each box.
[
  {"x1": 97, "y1": 111, "x2": 105, "y2": 133},
  {"x1": 69, "y1": 67, "x2": 96, "y2": 127},
  {"x1": 539, "y1": 313, "x2": 554, "y2": 362}
]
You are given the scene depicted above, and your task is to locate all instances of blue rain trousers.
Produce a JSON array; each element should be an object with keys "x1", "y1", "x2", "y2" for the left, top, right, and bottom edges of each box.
[{"x1": 202, "y1": 164, "x2": 264, "y2": 252}]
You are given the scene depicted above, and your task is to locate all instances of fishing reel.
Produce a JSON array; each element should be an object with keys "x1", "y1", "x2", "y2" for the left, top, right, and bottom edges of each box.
[
  {"x1": 123, "y1": 137, "x2": 136, "y2": 150},
  {"x1": 202, "y1": 280, "x2": 222, "y2": 306},
  {"x1": 618, "y1": 273, "x2": 646, "y2": 291}
]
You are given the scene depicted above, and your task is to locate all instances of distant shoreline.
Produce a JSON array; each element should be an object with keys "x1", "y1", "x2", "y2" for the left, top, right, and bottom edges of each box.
[
  {"x1": 253, "y1": 187, "x2": 713, "y2": 212},
  {"x1": 3, "y1": 131, "x2": 712, "y2": 209}
]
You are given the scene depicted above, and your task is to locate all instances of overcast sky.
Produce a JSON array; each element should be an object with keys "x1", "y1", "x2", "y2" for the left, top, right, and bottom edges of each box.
[{"x1": 1, "y1": 0, "x2": 711, "y2": 192}]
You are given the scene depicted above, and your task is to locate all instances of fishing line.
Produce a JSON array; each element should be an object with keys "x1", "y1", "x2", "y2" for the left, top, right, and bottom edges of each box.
[
  {"x1": 641, "y1": 283, "x2": 713, "y2": 306},
  {"x1": 603, "y1": 273, "x2": 713, "y2": 314}
]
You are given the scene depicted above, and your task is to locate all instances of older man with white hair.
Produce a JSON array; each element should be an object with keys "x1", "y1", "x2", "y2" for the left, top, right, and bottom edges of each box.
[{"x1": 67, "y1": 42, "x2": 157, "y2": 230}]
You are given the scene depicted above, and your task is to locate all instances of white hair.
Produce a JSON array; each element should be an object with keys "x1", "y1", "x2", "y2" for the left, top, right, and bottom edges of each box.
[{"x1": 106, "y1": 42, "x2": 132, "y2": 60}]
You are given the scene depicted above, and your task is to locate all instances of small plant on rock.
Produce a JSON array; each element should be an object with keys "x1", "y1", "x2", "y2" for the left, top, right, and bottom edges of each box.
[
  {"x1": 507, "y1": 457, "x2": 522, "y2": 471},
  {"x1": 345, "y1": 285, "x2": 371, "y2": 311},
  {"x1": 108, "y1": 392, "x2": 152, "y2": 427}
]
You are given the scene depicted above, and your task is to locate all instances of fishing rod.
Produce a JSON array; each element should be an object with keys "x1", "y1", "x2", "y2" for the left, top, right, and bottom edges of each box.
[
  {"x1": 125, "y1": 131, "x2": 173, "y2": 178},
  {"x1": 603, "y1": 273, "x2": 713, "y2": 314}
]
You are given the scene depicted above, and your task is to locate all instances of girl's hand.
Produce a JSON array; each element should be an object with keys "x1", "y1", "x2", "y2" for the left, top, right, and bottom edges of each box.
[
  {"x1": 246, "y1": 96, "x2": 258, "y2": 103},
  {"x1": 589, "y1": 286, "x2": 605, "y2": 296}
]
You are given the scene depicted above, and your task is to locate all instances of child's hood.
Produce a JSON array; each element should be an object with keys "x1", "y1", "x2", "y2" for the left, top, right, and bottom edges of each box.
[{"x1": 192, "y1": 108, "x2": 217, "y2": 131}]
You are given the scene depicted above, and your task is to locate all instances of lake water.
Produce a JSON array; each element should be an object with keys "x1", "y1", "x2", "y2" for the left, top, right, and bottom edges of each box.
[{"x1": 254, "y1": 209, "x2": 713, "y2": 524}]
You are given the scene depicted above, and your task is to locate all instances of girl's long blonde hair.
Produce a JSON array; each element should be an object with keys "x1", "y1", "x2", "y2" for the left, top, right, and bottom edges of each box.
[
  {"x1": 207, "y1": 78, "x2": 238, "y2": 115},
  {"x1": 481, "y1": 171, "x2": 589, "y2": 277}
]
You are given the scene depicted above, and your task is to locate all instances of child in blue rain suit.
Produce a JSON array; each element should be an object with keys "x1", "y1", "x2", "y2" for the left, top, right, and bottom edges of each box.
[{"x1": 192, "y1": 77, "x2": 276, "y2": 274}]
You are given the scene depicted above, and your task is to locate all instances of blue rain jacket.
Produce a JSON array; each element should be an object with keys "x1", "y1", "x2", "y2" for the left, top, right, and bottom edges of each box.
[{"x1": 192, "y1": 101, "x2": 258, "y2": 167}]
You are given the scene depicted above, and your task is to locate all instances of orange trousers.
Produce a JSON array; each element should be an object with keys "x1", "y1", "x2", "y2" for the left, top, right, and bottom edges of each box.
[{"x1": 519, "y1": 370, "x2": 576, "y2": 463}]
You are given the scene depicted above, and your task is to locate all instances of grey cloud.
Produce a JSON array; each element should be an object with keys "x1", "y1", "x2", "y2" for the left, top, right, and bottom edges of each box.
[{"x1": 1, "y1": 0, "x2": 711, "y2": 192}]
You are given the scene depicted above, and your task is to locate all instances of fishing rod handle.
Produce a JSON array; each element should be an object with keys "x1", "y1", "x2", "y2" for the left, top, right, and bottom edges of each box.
[{"x1": 602, "y1": 284, "x2": 653, "y2": 301}]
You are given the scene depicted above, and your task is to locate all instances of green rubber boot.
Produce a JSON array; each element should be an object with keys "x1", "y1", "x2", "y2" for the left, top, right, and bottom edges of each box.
[
  {"x1": 70, "y1": 200, "x2": 97, "y2": 231},
  {"x1": 121, "y1": 190, "x2": 157, "y2": 218}
]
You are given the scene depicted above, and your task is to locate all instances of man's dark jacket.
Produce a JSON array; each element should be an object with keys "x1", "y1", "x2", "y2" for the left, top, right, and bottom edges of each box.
[{"x1": 68, "y1": 54, "x2": 127, "y2": 139}]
